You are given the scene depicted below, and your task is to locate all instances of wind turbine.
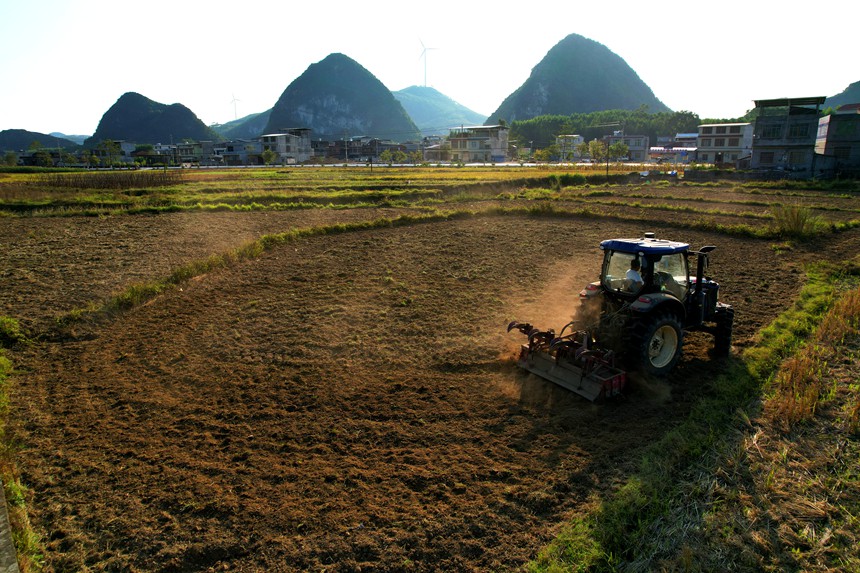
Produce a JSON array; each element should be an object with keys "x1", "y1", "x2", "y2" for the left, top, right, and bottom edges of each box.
[
  {"x1": 418, "y1": 39, "x2": 437, "y2": 87},
  {"x1": 230, "y1": 93, "x2": 241, "y2": 120}
]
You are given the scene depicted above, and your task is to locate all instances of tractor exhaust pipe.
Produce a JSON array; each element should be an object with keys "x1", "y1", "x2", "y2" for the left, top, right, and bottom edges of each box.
[{"x1": 692, "y1": 245, "x2": 716, "y2": 324}]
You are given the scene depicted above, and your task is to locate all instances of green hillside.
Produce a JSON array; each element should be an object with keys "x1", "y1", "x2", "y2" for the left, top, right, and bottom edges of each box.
[
  {"x1": 264, "y1": 53, "x2": 420, "y2": 142},
  {"x1": 487, "y1": 33, "x2": 670, "y2": 125},
  {"x1": 85, "y1": 92, "x2": 223, "y2": 147}
]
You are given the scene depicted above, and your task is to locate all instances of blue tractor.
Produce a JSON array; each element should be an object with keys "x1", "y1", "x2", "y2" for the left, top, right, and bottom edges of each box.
[
  {"x1": 507, "y1": 233, "x2": 733, "y2": 401},
  {"x1": 579, "y1": 232, "x2": 734, "y2": 376}
]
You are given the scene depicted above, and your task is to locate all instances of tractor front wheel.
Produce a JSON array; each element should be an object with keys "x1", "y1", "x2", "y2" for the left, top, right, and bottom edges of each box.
[{"x1": 630, "y1": 312, "x2": 683, "y2": 376}]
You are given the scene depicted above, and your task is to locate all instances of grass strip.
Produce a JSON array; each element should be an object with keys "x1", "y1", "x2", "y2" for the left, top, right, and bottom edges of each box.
[
  {"x1": 527, "y1": 257, "x2": 860, "y2": 572},
  {"x1": 0, "y1": 338, "x2": 43, "y2": 571}
]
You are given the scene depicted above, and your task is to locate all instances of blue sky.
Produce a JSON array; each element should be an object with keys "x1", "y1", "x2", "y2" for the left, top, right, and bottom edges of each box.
[{"x1": 1, "y1": 0, "x2": 857, "y2": 136}]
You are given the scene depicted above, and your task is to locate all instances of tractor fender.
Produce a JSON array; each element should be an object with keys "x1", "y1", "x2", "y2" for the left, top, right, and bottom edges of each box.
[{"x1": 630, "y1": 293, "x2": 686, "y2": 321}]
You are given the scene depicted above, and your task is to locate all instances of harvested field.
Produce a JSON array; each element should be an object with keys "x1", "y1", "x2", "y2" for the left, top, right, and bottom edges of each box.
[{"x1": 2, "y1": 177, "x2": 859, "y2": 571}]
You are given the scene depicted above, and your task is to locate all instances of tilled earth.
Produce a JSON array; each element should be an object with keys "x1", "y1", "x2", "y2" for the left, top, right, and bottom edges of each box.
[{"x1": 3, "y1": 208, "x2": 858, "y2": 571}]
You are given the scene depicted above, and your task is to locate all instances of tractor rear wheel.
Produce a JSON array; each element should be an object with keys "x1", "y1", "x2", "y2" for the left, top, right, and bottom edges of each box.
[{"x1": 630, "y1": 312, "x2": 683, "y2": 376}]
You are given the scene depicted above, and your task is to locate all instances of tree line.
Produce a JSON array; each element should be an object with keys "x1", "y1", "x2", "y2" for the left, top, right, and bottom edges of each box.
[{"x1": 508, "y1": 107, "x2": 753, "y2": 150}]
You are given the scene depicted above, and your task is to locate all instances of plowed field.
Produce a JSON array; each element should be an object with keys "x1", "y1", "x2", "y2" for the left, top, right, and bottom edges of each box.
[{"x1": 3, "y1": 199, "x2": 859, "y2": 571}]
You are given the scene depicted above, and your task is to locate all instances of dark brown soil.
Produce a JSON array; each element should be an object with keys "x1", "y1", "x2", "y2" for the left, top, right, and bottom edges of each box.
[{"x1": 3, "y1": 207, "x2": 858, "y2": 572}]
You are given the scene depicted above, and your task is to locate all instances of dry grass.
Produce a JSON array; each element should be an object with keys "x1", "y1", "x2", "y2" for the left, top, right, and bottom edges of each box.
[
  {"x1": 765, "y1": 287, "x2": 860, "y2": 432},
  {"x1": 657, "y1": 284, "x2": 860, "y2": 572}
]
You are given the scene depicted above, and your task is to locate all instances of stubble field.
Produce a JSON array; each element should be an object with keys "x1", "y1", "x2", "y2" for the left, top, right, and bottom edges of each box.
[{"x1": 1, "y1": 170, "x2": 858, "y2": 571}]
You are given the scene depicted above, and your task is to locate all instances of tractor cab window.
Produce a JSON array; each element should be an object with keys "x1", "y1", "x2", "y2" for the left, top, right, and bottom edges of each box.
[
  {"x1": 653, "y1": 253, "x2": 689, "y2": 299},
  {"x1": 602, "y1": 251, "x2": 647, "y2": 295}
]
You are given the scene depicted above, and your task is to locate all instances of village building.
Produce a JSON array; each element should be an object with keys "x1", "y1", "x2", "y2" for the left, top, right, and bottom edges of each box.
[
  {"x1": 750, "y1": 97, "x2": 825, "y2": 174},
  {"x1": 603, "y1": 132, "x2": 650, "y2": 162},
  {"x1": 650, "y1": 132, "x2": 698, "y2": 164},
  {"x1": 815, "y1": 103, "x2": 860, "y2": 177},
  {"x1": 448, "y1": 125, "x2": 509, "y2": 163},
  {"x1": 260, "y1": 128, "x2": 313, "y2": 164},
  {"x1": 696, "y1": 123, "x2": 753, "y2": 166}
]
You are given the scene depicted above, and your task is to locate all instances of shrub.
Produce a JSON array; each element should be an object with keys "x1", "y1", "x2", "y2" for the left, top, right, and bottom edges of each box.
[
  {"x1": 771, "y1": 204, "x2": 823, "y2": 238},
  {"x1": 0, "y1": 317, "x2": 26, "y2": 347}
]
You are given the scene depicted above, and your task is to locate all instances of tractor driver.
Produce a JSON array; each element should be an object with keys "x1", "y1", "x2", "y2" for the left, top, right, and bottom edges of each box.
[{"x1": 625, "y1": 258, "x2": 643, "y2": 292}]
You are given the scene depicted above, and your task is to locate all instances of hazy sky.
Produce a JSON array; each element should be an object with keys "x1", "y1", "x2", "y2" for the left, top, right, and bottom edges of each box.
[{"x1": 1, "y1": 0, "x2": 857, "y2": 136}]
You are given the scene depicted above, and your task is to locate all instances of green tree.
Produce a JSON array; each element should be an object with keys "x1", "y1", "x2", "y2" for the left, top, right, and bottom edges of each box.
[
  {"x1": 608, "y1": 141, "x2": 629, "y2": 161},
  {"x1": 261, "y1": 148, "x2": 278, "y2": 166},
  {"x1": 98, "y1": 139, "x2": 121, "y2": 166},
  {"x1": 534, "y1": 144, "x2": 560, "y2": 162},
  {"x1": 575, "y1": 140, "x2": 591, "y2": 161},
  {"x1": 586, "y1": 139, "x2": 607, "y2": 163},
  {"x1": 516, "y1": 147, "x2": 529, "y2": 165},
  {"x1": 379, "y1": 149, "x2": 393, "y2": 165},
  {"x1": 3, "y1": 151, "x2": 17, "y2": 166},
  {"x1": 28, "y1": 141, "x2": 53, "y2": 167}
]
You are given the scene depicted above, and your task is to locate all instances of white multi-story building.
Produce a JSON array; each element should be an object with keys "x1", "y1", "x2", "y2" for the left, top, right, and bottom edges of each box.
[
  {"x1": 697, "y1": 123, "x2": 753, "y2": 165},
  {"x1": 448, "y1": 125, "x2": 509, "y2": 163},
  {"x1": 260, "y1": 128, "x2": 313, "y2": 164}
]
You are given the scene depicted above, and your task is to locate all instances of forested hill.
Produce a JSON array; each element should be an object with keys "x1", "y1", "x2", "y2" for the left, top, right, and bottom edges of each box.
[
  {"x1": 264, "y1": 53, "x2": 420, "y2": 141},
  {"x1": 487, "y1": 33, "x2": 670, "y2": 125},
  {"x1": 85, "y1": 92, "x2": 223, "y2": 147}
]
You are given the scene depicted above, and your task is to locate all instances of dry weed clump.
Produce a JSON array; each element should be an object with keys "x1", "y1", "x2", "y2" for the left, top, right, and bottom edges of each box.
[
  {"x1": 770, "y1": 204, "x2": 824, "y2": 238},
  {"x1": 765, "y1": 287, "x2": 860, "y2": 432}
]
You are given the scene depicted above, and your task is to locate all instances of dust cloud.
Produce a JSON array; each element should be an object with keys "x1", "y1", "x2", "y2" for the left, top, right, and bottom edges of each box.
[{"x1": 499, "y1": 258, "x2": 597, "y2": 359}]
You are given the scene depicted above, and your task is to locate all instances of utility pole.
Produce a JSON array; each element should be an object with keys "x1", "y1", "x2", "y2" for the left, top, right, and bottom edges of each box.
[{"x1": 590, "y1": 122, "x2": 621, "y2": 178}]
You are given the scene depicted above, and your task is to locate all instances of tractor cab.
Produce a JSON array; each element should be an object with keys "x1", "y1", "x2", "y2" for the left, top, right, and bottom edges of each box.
[{"x1": 598, "y1": 235, "x2": 691, "y2": 301}]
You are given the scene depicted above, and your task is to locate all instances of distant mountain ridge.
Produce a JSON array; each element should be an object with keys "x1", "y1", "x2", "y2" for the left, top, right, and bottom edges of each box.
[
  {"x1": 0, "y1": 129, "x2": 79, "y2": 152},
  {"x1": 393, "y1": 86, "x2": 487, "y2": 136},
  {"x1": 211, "y1": 110, "x2": 272, "y2": 140},
  {"x1": 50, "y1": 132, "x2": 88, "y2": 145},
  {"x1": 264, "y1": 53, "x2": 420, "y2": 141},
  {"x1": 6, "y1": 38, "x2": 856, "y2": 143},
  {"x1": 85, "y1": 92, "x2": 223, "y2": 147},
  {"x1": 487, "y1": 33, "x2": 670, "y2": 125}
]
